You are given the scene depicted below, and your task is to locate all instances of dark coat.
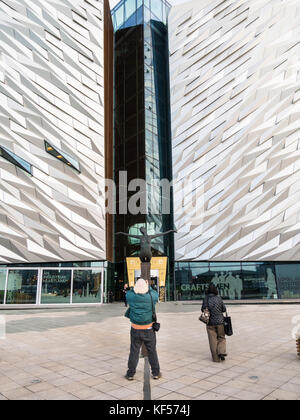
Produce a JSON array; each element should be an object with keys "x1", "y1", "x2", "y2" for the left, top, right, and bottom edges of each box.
[
  {"x1": 126, "y1": 288, "x2": 158, "y2": 325},
  {"x1": 201, "y1": 294, "x2": 226, "y2": 326}
]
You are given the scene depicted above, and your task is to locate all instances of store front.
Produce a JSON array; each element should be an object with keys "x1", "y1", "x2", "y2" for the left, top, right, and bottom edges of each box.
[
  {"x1": 175, "y1": 262, "x2": 300, "y2": 301},
  {"x1": 0, "y1": 264, "x2": 106, "y2": 306}
]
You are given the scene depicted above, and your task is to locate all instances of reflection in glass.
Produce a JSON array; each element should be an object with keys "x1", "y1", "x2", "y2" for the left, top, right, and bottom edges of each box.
[
  {"x1": 41, "y1": 270, "x2": 71, "y2": 304},
  {"x1": 275, "y1": 264, "x2": 300, "y2": 298},
  {"x1": 175, "y1": 267, "x2": 192, "y2": 301},
  {"x1": 44, "y1": 141, "x2": 80, "y2": 173},
  {"x1": 210, "y1": 262, "x2": 242, "y2": 268},
  {"x1": 175, "y1": 265, "x2": 209, "y2": 301},
  {"x1": 210, "y1": 266, "x2": 242, "y2": 299},
  {"x1": 112, "y1": 0, "x2": 174, "y2": 296},
  {"x1": 72, "y1": 270, "x2": 102, "y2": 303},
  {"x1": 115, "y1": 4, "x2": 124, "y2": 29},
  {"x1": 6, "y1": 270, "x2": 38, "y2": 304},
  {"x1": 242, "y1": 264, "x2": 273, "y2": 300},
  {"x1": 0, "y1": 270, "x2": 6, "y2": 304},
  {"x1": 175, "y1": 262, "x2": 280, "y2": 300},
  {"x1": 151, "y1": 0, "x2": 163, "y2": 21},
  {"x1": 125, "y1": 0, "x2": 136, "y2": 20},
  {"x1": 0, "y1": 146, "x2": 32, "y2": 175}
]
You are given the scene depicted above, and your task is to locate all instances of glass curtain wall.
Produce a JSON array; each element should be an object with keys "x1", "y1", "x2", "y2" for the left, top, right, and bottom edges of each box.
[
  {"x1": 275, "y1": 264, "x2": 300, "y2": 298},
  {"x1": 6, "y1": 270, "x2": 38, "y2": 304},
  {"x1": 114, "y1": 23, "x2": 146, "y2": 261},
  {"x1": 72, "y1": 269, "x2": 102, "y2": 303},
  {"x1": 0, "y1": 265, "x2": 104, "y2": 305},
  {"x1": 41, "y1": 269, "x2": 72, "y2": 304},
  {"x1": 174, "y1": 262, "x2": 297, "y2": 300},
  {"x1": 112, "y1": 0, "x2": 174, "y2": 298}
]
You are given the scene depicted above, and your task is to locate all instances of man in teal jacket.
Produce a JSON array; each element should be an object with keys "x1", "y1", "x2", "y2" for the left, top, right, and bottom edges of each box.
[{"x1": 125, "y1": 278, "x2": 161, "y2": 380}]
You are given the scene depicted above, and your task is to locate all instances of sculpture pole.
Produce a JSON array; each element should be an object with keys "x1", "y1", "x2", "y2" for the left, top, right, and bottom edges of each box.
[{"x1": 115, "y1": 227, "x2": 177, "y2": 281}]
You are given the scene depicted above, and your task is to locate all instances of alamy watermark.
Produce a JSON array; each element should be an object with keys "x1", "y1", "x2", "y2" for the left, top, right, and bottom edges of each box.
[{"x1": 104, "y1": 172, "x2": 205, "y2": 222}]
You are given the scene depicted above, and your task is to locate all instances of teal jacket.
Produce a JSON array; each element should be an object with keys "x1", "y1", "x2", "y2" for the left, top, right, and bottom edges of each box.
[{"x1": 125, "y1": 288, "x2": 158, "y2": 325}]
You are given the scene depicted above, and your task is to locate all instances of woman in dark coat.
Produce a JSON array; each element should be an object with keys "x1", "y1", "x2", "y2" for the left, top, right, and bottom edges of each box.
[
  {"x1": 123, "y1": 283, "x2": 129, "y2": 307},
  {"x1": 201, "y1": 283, "x2": 227, "y2": 363}
]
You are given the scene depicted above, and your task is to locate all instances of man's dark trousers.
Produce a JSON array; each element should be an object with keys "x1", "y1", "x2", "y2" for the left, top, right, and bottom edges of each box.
[{"x1": 127, "y1": 328, "x2": 160, "y2": 377}]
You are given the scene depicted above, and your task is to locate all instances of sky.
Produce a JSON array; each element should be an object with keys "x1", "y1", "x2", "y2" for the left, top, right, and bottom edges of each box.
[{"x1": 109, "y1": 0, "x2": 188, "y2": 9}]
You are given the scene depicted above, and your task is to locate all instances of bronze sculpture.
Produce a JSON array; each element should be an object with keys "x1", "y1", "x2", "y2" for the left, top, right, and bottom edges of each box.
[{"x1": 115, "y1": 227, "x2": 176, "y2": 262}]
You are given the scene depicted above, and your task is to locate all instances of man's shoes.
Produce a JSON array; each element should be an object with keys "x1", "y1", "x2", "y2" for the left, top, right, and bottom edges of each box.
[
  {"x1": 152, "y1": 373, "x2": 162, "y2": 380},
  {"x1": 125, "y1": 374, "x2": 134, "y2": 381},
  {"x1": 219, "y1": 354, "x2": 226, "y2": 361}
]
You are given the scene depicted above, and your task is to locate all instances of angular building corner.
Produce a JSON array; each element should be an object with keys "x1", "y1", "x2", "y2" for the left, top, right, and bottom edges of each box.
[
  {"x1": 0, "y1": 0, "x2": 113, "y2": 264},
  {"x1": 169, "y1": 0, "x2": 300, "y2": 262}
]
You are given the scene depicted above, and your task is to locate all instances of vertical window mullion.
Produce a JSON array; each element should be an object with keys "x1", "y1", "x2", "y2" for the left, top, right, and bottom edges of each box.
[
  {"x1": 101, "y1": 266, "x2": 105, "y2": 304},
  {"x1": 70, "y1": 269, "x2": 74, "y2": 305},
  {"x1": 36, "y1": 268, "x2": 42, "y2": 305},
  {"x1": 3, "y1": 269, "x2": 8, "y2": 305}
]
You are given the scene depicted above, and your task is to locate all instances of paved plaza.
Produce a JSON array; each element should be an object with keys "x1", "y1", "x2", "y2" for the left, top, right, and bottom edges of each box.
[{"x1": 0, "y1": 302, "x2": 300, "y2": 400}]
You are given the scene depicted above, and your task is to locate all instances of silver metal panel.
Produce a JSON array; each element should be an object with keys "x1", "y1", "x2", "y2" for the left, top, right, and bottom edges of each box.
[
  {"x1": 0, "y1": 0, "x2": 106, "y2": 263},
  {"x1": 169, "y1": 0, "x2": 300, "y2": 261}
]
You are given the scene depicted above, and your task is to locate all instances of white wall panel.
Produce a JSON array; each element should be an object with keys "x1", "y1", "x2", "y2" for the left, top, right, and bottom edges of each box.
[
  {"x1": 169, "y1": 0, "x2": 300, "y2": 261},
  {"x1": 0, "y1": 0, "x2": 106, "y2": 263}
]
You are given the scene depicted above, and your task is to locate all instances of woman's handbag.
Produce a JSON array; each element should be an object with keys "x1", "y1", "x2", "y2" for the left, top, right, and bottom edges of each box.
[
  {"x1": 223, "y1": 312, "x2": 233, "y2": 336},
  {"x1": 149, "y1": 289, "x2": 160, "y2": 332},
  {"x1": 199, "y1": 296, "x2": 210, "y2": 324},
  {"x1": 199, "y1": 308, "x2": 210, "y2": 324}
]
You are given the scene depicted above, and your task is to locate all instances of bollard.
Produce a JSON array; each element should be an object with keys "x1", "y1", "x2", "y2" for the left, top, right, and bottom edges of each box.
[{"x1": 297, "y1": 335, "x2": 300, "y2": 358}]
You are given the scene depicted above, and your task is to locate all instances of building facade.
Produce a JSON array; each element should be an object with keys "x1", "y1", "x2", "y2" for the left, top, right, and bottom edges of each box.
[
  {"x1": 170, "y1": 0, "x2": 300, "y2": 300},
  {"x1": 0, "y1": 0, "x2": 113, "y2": 305},
  {"x1": 0, "y1": 0, "x2": 299, "y2": 305}
]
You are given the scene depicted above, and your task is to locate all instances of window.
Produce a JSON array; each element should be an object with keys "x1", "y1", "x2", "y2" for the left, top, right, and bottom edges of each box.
[
  {"x1": 151, "y1": 0, "x2": 163, "y2": 21},
  {"x1": 275, "y1": 264, "x2": 300, "y2": 298},
  {"x1": 175, "y1": 265, "x2": 210, "y2": 301},
  {"x1": 175, "y1": 262, "x2": 278, "y2": 300},
  {"x1": 44, "y1": 141, "x2": 80, "y2": 173},
  {"x1": 210, "y1": 265, "x2": 243, "y2": 300},
  {"x1": 125, "y1": 0, "x2": 136, "y2": 21},
  {"x1": 5, "y1": 270, "x2": 38, "y2": 304},
  {"x1": 72, "y1": 269, "x2": 102, "y2": 303},
  {"x1": 241, "y1": 263, "x2": 277, "y2": 300},
  {"x1": 41, "y1": 269, "x2": 71, "y2": 304},
  {"x1": 0, "y1": 146, "x2": 32, "y2": 174},
  {"x1": 114, "y1": 3, "x2": 124, "y2": 29}
]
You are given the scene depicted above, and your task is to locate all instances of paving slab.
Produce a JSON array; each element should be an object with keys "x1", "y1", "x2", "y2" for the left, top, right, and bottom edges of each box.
[{"x1": 0, "y1": 303, "x2": 299, "y2": 400}]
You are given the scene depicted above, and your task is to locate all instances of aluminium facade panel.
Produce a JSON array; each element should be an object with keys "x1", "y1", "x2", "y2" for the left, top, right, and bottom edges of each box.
[
  {"x1": 169, "y1": 0, "x2": 300, "y2": 262},
  {"x1": 0, "y1": 0, "x2": 107, "y2": 263}
]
